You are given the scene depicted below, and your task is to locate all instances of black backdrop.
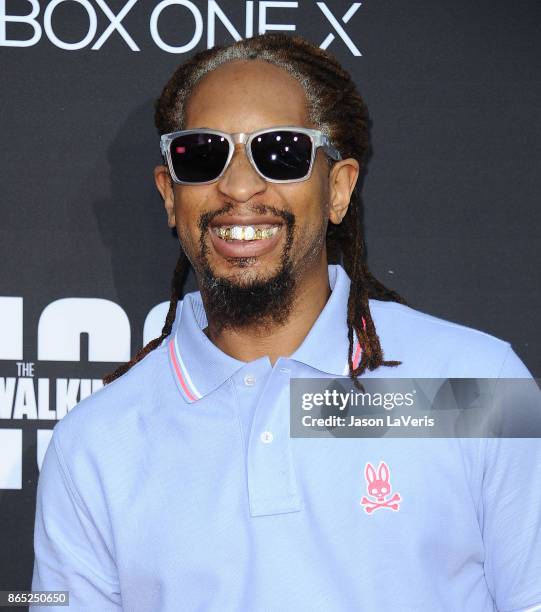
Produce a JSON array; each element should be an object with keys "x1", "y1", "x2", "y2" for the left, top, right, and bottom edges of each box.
[{"x1": 1, "y1": 0, "x2": 540, "y2": 593}]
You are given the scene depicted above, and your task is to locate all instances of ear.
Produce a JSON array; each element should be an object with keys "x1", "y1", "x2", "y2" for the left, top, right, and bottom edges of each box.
[
  {"x1": 328, "y1": 157, "x2": 360, "y2": 225},
  {"x1": 378, "y1": 462, "x2": 389, "y2": 483},
  {"x1": 365, "y1": 463, "x2": 376, "y2": 484},
  {"x1": 153, "y1": 164, "x2": 176, "y2": 228}
]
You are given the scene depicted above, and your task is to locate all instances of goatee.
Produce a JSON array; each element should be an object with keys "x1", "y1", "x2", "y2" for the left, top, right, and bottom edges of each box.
[{"x1": 195, "y1": 204, "x2": 297, "y2": 334}]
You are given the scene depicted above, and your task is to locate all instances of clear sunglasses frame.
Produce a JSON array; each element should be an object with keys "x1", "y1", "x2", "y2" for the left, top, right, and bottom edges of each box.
[{"x1": 160, "y1": 126, "x2": 342, "y2": 185}]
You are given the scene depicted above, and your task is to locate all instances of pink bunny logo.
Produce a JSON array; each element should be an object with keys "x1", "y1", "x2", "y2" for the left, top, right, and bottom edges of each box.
[{"x1": 360, "y1": 461, "x2": 401, "y2": 514}]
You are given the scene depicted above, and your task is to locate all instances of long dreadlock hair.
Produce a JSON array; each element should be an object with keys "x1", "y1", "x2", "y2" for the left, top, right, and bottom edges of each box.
[{"x1": 103, "y1": 33, "x2": 409, "y2": 388}]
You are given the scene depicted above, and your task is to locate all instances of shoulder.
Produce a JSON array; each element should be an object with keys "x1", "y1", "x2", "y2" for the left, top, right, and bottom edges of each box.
[
  {"x1": 368, "y1": 299, "x2": 530, "y2": 377},
  {"x1": 51, "y1": 339, "x2": 174, "y2": 459},
  {"x1": 369, "y1": 298, "x2": 507, "y2": 346}
]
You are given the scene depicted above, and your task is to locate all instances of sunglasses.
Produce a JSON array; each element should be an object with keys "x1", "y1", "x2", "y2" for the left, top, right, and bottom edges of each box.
[{"x1": 160, "y1": 126, "x2": 342, "y2": 185}]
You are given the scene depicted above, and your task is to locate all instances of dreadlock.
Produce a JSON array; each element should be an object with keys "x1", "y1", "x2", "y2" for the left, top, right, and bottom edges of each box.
[{"x1": 103, "y1": 32, "x2": 409, "y2": 389}]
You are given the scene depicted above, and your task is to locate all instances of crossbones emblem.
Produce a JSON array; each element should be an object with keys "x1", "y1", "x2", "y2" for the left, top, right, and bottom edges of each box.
[{"x1": 360, "y1": 461, "x2": 401, "y2": 514}]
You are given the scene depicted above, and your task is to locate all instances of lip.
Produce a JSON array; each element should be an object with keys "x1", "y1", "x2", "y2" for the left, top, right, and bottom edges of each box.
[{"x1": 208, "y1": 224, "x2": 284, "y2": 259}]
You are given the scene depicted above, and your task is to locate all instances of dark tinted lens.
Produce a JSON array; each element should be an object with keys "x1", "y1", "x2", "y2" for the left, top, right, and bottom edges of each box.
[
  {"x1": 169, "y1": 132, "x2": 230, "y2": 183},
  {"x1": 250, "y1": 131, "x2": 312, "y2": 180}
]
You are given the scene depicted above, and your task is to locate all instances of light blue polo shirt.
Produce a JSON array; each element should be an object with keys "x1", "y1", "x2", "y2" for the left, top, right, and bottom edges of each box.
[{"x1": 31, "y1": 264, "x2": 541, "y2": 612}]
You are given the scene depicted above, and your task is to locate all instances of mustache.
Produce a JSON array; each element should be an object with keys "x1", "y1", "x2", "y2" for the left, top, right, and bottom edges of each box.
[{"x1": 197, "y1": 202, "x2": 296, "y2": 234}]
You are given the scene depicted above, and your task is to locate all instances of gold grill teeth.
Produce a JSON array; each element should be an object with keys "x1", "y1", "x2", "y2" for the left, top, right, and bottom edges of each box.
[{"x1": 215, "y1": 226, "x2": 279, "y2": 241}]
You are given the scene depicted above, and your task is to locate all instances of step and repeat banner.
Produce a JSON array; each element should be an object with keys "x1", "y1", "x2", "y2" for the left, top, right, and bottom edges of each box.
[{"x1": 1, "y1": 0, "x2": 540, "y2": 593}]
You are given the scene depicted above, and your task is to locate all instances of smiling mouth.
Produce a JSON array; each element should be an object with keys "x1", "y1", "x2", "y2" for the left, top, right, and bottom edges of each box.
[{"x1": 212, "y1": 224, "x2": 281, "y2": 241}]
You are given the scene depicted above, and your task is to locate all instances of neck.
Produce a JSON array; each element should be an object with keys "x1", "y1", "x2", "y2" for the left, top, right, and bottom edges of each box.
[{"x1": 201, "y1": 261, "x2": 332, "y2": 366}]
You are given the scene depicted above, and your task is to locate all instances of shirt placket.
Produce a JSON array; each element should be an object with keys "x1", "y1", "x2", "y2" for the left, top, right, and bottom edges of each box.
[{"x1": 246, "y1": 358, "x2": 303, "y2": 517}]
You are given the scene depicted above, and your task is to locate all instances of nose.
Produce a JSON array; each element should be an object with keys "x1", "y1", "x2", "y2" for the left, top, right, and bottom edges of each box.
[{"x1": 216, "y1": 143, "x2": 267, "y2": 202}]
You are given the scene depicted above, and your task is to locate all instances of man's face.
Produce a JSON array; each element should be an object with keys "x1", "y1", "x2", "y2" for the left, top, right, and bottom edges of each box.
[{"x1": 156, "y1": 59, "x2": 356, "y2": 331}]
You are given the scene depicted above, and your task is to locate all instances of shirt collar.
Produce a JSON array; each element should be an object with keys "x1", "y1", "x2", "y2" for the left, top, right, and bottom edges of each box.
[{"x1": 168, "y1": 264, "x2": 362, "y2": 403}]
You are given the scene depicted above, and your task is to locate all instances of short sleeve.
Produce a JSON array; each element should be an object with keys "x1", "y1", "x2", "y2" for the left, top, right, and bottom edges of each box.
[
  {"x1": 497, "y1": 344, "x2": 535, "y2": 379},
  {"x1": 482, "y1": 344, "x2": 541, "y2": 611},
  {"x1": 30, "y1": 430, "x2": 122, "y2": 611}
]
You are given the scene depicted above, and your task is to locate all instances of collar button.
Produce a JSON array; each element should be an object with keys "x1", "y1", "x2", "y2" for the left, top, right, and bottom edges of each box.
[
  {"x1": 260, "y1": 431, "x2": 274, "y2": 444},
  {"x1": 244, "y1": 374, "x2": 256, "y2": 386}
]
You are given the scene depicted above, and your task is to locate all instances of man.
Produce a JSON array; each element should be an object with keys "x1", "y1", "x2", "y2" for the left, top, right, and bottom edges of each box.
[{"x1": 31, "y1": 33, "x2": 540, "y2": 611}]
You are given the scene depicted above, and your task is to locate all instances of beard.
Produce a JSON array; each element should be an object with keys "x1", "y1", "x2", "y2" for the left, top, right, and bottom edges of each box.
[{"x1": 190, "y1": 203, "x2": 299, "y2": 334}]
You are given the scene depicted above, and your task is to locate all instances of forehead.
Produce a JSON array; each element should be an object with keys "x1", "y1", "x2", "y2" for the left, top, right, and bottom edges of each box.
[{"x1": 184, "y1": 59, "x2": 311, "y2": 132}]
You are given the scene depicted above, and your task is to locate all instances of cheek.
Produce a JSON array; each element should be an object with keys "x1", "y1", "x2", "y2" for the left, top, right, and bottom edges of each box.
[
  {"x1": 173, "y1": 188, "x2": 208, "y2": 244},
  {"x1": 174, "y1": 212, "x2": 203, "y2": 261},
  {"x1": 292, "y1": 184, "x2": 329, "y2": 236},
  {"x1": 280, "y1": 175, "x2": 327, "y2": 218},
  {"x1": 175, "y1": 221, "x2": 194, "y2": 252},
  {"x1": 299, "y1": 159, "x2": 330, "y2": 221},
  {"x1": 284, "y1": 193, "x2": 328, "y2": 264}
]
